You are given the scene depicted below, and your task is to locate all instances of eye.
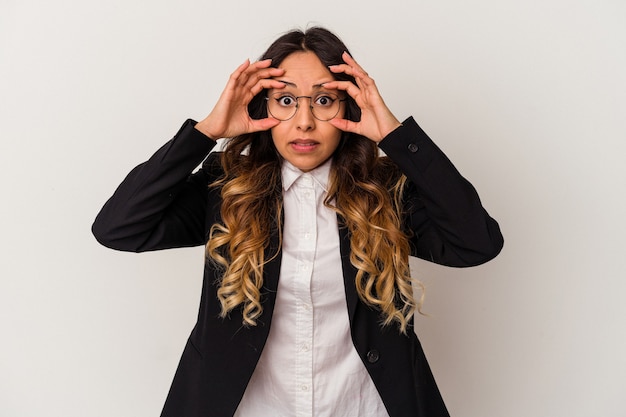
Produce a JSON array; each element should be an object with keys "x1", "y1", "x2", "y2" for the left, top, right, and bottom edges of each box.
[
  {"x1": 275, "y1": 94, "x2": 297, "y2": 107},
  {"x1": 314, "y1": 94, "x2": 336, "y2": 107}
]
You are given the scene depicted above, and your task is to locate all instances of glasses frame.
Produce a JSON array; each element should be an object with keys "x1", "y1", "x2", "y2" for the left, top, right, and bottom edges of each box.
[{"x1": 265, "y1": 92, "x2": 347, "y2": 122}]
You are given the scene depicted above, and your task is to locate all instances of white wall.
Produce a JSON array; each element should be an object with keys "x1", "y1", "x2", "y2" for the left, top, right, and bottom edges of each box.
[{"x1": 1, "y1": 0, "x2": 625, "y2": 416}]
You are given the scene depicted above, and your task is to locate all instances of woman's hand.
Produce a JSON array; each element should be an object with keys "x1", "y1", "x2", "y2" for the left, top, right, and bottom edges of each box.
[
  {"x1": 195, "y1": 59, "x2": 286, "y2": 140},
  {"x1": 323, "y1": 52, "x2": 401, "y2": 143}
]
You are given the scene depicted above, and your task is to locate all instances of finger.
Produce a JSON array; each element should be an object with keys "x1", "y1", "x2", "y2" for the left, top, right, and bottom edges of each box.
[
  {"x1": 251, "y1": 58, "x2": 273, "y2": 69},
  {"x1": 249, "y1": 67, "x2": 285, "y2": 84},
  {"x1": 322, "y1": 80, "x2": 361, "y2": 101},
  {"x1": 328, "y1": 67, "x2": 368, "y2": 94},
  {"x1": 232, "y1": 59, "x2": 276, "y2": 87},
  {"x1": 341, "y1": 52, "x2": 375, "y2": 89},
  {"x1": 341, "y1": 51, "x2": 366, "y2": 73},
  {"x1": 236, "y1": 58, "x2": 252, "y2": 72},
  {"x1": 242, "y1": 66, "x2": 285, "y2": 90},
  {"x1": 330, "y1": 53, "x2": 374, "y2": 82},
  {"x1": 328, "y1": 63, "x2": 355, "y2": 76},
  {"x1": 246, "y1": 60, "x2": 284, "y2": 77},
  {"x1": 240, "y1": 58, "x2": 273, "y2": 81},
  {"x1": 330, "y1": 64, "x2": 374, "y2": 91},
  {"x1": 329, "y1": 59, "x2": 368, "y2": 78},
  {"x1": 248, "y1": 117, "x2": 281, "y2": 133},
  {"x1": 250, "y1": 79, "x2": 286, "y2": 96},
  {"x1": 229, "y1": 59, "x2": 252, "y2": 84},
  {"x1": 328, "y1": 117, "x2": 359, "y2": 134},
  {"x1": 246, "y1": 59, "x2": 286, "y2": 80}
]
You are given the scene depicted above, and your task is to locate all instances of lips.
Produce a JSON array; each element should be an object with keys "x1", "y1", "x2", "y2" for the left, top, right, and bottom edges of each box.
[{"x1": 290, "y1": 139, "x2": 319, "y2": 152}]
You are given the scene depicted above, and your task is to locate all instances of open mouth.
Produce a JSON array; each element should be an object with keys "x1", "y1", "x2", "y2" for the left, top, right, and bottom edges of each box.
[{"x1": 290, "y1": 139, "x2": 319, "y2": 152}]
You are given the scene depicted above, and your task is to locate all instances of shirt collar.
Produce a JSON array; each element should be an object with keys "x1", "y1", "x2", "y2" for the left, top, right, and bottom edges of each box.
[{"x1": 281, "y1": 158, "x2": 332, "y2": 192}]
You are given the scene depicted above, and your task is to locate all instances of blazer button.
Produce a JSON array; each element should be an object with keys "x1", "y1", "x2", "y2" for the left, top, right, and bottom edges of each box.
[
  {"x1": 408, "y1": 143, "x2": 419, "y2": 153},
  {"x1": 367, "y1": 349, "x2": 380, "y2": 363}
]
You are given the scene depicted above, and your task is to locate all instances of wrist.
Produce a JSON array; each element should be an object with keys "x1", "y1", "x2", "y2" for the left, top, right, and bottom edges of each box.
[
  {"x1": 194, "y1": 119, "x2": 218, "y2": 141},
  {"x1": 377, "y1": 120, "x2": 402, "y2": 143}
]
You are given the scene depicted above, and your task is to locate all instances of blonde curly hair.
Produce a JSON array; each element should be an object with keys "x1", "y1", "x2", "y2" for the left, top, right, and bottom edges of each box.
[{"x1": 206, "y1": 27, "x2": 423, "y2": 334}]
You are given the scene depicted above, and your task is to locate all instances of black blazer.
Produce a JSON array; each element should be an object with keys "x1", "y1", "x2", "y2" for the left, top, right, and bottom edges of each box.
[{"x1": 93, "y1": 117, "x2": 503, "y2": 417}]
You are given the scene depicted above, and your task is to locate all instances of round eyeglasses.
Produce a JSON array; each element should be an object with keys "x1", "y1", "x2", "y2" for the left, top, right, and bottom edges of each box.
[{"x1": 265, "y1": 92, "x2": 346, "y2": 121}]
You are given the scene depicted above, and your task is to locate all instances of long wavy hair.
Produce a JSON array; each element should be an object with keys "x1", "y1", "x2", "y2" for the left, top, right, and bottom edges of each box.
[{"x1": 206, "y1": 27, "x2": 422, "y2": 333}]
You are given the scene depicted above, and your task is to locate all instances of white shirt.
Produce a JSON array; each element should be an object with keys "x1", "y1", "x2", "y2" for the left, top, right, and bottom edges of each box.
[{"x1": 234, "y1": 159, "x2": 388, "y2": 417}]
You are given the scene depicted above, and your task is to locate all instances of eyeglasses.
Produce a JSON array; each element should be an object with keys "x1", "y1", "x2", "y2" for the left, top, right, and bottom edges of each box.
[{"x1": 265, "y1": 92, "x2": 346, "y2": 121}]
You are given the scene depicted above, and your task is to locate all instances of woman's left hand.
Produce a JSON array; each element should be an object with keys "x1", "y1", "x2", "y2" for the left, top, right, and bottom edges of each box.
[{"x1": 323, "y1": 52, "x2": 401, "y2": 143}]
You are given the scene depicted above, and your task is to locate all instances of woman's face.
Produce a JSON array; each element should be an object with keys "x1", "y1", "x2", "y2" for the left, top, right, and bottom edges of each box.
[{"x1": 269, "y1": 51, "x2": 344, "y2": 172}]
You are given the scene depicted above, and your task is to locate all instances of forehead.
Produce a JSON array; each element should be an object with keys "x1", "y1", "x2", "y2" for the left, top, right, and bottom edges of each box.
[{"x1": 276, "y1": 51, "x2": 334, "y2": 87}]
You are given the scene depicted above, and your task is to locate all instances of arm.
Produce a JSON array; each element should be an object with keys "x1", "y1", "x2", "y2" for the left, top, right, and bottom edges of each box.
[
  {"x1": 379, "y1": 117, "x2": 504, "y2": 267},
  {"x1": 325, "y1": 53, "x2": 503, "y2": 267},
  {"x1": 92, "y1": 120, "x2": 217, "y2": 252},
  {"x1": 93, "y1": 59, "x2": 287, "y2": 252}
]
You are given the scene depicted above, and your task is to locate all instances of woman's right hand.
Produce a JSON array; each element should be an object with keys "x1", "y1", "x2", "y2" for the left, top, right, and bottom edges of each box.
[{"x1": 195, "y1": 59, "x2": 286, "y2": 140}]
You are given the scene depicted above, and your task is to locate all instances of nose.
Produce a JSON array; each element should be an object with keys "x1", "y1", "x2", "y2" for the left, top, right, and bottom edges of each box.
[{"x1": 295, "y1": 99, "x2": 315, "y2": 131}]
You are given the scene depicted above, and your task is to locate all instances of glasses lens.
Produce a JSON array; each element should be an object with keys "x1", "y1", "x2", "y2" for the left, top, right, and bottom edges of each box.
[
  {"x1": 311, "y1": 93, "x2": 341, "y2": 121},
  {"x1": 267, "y1": 93, "x2": 297, "y2": 121}
]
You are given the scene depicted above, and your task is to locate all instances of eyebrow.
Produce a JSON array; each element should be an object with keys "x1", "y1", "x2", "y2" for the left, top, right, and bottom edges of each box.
[{"x1": 275, "y1": 80, "x2": 330, "y2": 89}]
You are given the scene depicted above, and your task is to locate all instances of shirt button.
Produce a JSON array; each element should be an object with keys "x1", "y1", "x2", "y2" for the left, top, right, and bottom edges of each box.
[
  {"x1": 304, "y1": 232, "x2": 311, "y2": 240},
  {"x1": 301, "y1": 385, "x2": 309, "y2": 391},
  {"x1": 367, "y1": 349, "x2": 380, "y2": 363},
  {"x1": 301, "y1": 344, "x2": 310, "y2": 352},
  {"x1": 408, "y1": 143, "x2": 419, "y2": 153}
]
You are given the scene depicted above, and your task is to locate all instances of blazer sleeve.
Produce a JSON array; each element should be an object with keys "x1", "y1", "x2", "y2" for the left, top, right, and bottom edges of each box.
[
  {"x1": 92, "y1": 119, "x2": 219, "y2": 252},
  {"x1": 378, "y1": 117, "x2": 504, "y2": 267}
]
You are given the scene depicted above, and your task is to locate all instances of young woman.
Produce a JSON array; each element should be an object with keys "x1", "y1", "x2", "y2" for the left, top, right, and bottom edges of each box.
[{"x1": 93, "y1": 27, "x2": 503, "y2": 417}]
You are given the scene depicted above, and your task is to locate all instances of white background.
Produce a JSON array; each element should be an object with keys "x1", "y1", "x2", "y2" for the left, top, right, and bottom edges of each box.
[{"x1": 1, "y1": 0, "x2": 625, "y2": 416}]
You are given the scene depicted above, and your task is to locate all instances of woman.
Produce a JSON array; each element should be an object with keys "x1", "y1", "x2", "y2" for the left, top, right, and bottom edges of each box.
[{"x1": 93, "y1": 27, "x2": 503, "y2": 417}]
